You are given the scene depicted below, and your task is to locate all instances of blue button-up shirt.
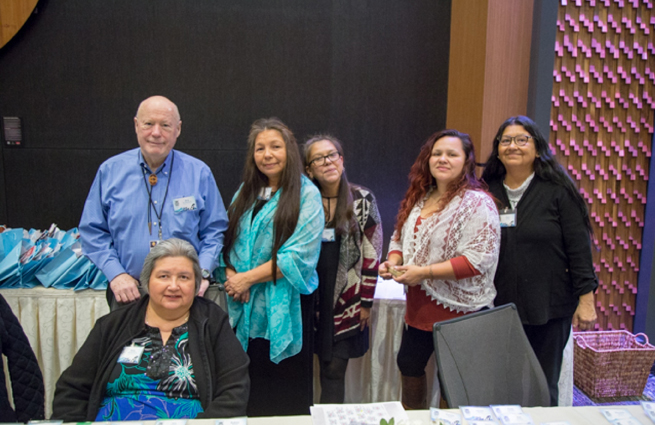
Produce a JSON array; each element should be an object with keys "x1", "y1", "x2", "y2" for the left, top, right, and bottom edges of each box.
[{"x1": 79, "y1": 148, "x2": 228, "y2": 282}]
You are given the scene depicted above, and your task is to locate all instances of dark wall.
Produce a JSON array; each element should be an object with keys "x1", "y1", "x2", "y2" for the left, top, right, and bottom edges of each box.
[{"x1": 0, "y1": 0, "x2": 451, "y2": 255}]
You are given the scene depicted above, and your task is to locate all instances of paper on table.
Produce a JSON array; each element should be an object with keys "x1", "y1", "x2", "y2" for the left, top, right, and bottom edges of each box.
[{"x1": 310, "y1": 402, "x2": 408, "y2": 425}]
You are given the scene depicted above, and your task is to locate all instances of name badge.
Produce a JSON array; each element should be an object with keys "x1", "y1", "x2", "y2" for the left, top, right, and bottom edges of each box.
[
  {"x1": 257, "y1": 187, "x2": 273, "y2": 201},
  {"x1": 499, "y1": 208, "x2": 517, "y2": 228},
  {"x1": 117, "y1": 345, "x2": 145, "y2": 364},
  {"x1": 150, "y1": 240, "x2": 161, "y2": 250},
  {"x1": 173, "y1": 196, "x2": 197, "y2": 214},
  {"x1": 322, "y1": 228, "x2": 336, "y2": 242}
]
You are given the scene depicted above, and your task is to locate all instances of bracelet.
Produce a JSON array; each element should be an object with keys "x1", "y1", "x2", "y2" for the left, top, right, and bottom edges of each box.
[{"x1": 428, "y1": 265, "x2": 434, "y2": 280}]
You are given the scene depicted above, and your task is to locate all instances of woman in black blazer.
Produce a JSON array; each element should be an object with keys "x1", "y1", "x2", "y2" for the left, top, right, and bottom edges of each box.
[{"x1": 482, "y1": 116, "x2": 598, "y2": 406}]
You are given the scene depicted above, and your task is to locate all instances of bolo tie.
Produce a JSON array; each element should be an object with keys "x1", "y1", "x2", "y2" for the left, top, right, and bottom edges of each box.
[{"x1": 141, "y1": 152, "x2": 174, "y2": 240}]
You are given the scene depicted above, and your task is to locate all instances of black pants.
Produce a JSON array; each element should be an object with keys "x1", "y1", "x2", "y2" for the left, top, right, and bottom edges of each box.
[
  {"x1": 396, "y1": 325, "x2": 434, "y2": 377},
  {"x1": 523, "y1": 316, "x2": 572, "y2": 406},
  {"x1": 246, "y1": 293, "x2": 315, "y2": 416}
]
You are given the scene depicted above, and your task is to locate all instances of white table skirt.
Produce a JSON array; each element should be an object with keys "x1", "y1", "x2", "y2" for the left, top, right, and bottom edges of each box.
[
  {"x1": 1, "y1": 287, "x2": 110, "y2": 418},
  {"x1": 1, "y1": 279, "x2": 573, "y2": 418}
]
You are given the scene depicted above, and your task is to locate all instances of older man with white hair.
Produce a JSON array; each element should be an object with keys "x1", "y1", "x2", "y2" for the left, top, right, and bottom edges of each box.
[{"x1": 80, "y1": 96, "x2": 227, "y2": 308}]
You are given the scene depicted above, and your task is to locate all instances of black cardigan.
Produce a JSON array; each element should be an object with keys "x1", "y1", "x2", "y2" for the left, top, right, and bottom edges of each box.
[
  {"x1": 52, "y1": 296, "x2": 250, "y2": 420},
  {"x1": 0, "y1": 294, "x2": 45, "y2": 422},
  {"x1": 487, "y1": 176, "x2": 598, "y2": 325}
]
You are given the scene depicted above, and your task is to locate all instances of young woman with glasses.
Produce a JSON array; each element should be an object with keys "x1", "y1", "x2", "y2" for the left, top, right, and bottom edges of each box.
[{"x1": 303, "y1": 135, "x2": 383, "y2": 404}]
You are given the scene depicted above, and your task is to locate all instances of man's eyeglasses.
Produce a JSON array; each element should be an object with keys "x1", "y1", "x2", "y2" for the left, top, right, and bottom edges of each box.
[
  {"x1": 498, "y1": 135, "x2": 533, "y2": 146},
  {"x1": 309, "y1": 151, "x2": 341, "y2": 167}
]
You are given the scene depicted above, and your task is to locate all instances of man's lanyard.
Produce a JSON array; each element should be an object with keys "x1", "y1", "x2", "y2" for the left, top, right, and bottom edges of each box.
[{"x1": 141, "y1": 151, "x2": 174, "y2": 240}]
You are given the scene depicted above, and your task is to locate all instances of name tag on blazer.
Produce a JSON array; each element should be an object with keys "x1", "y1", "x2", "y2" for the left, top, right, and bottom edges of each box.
[{"x1": 499, "y1": 208, "x2": 517, "y2": 228}]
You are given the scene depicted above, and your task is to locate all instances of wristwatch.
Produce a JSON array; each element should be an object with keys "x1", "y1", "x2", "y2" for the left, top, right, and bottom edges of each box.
[{"x1": 201, "y1": 268, "x2": 211, "y2": 281}]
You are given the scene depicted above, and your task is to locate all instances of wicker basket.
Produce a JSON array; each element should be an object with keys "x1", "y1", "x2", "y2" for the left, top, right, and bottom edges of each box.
[{"x1": 573, "y1": 330, "x2": 655, "y2": 398}]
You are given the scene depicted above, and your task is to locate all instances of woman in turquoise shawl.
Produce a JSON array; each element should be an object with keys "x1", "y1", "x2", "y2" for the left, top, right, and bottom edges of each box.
[{"x1": 220, "y1": 117, "x2": 324, "y2": 417}]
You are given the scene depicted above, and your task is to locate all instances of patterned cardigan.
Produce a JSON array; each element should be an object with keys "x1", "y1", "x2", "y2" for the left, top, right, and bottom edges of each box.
[{"x1": 332, "y1": 184, "x2": 383, "y2": 341}]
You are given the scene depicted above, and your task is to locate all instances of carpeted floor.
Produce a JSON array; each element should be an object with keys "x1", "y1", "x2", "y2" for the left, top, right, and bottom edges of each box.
[{"x1": 573, "y1": 372, "x2": 655, "y2": 406}]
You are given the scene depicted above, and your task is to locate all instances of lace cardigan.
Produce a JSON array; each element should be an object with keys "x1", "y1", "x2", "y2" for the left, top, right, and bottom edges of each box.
[{"x1": 389, "y1": 189, "x2": 500, "y2": 313}]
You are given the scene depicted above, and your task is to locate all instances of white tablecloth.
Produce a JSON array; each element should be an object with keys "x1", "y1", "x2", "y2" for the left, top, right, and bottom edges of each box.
[
  {"x1": 1, "y1": 287, "x2": 110, "y2": 418},
  {"x1": 1, "y1": 279, "x2": 573, "y2": 418}
]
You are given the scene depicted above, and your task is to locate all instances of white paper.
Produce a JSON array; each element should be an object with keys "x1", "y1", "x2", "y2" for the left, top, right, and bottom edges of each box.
[
  {"x1": 600, "y1": 409, "x2": 634, "y2": 421},
  {"x1": 430, "y1": 407, "x2": 462, "y2": 425},
  {"x1": 460, "y1": 406, "x2": 495, "y2": 421},
  {"x1": 310, "y1": 402, "x2": 408, "y2": 425},
  {"x1": 491, "y1": 405, "x2": 524, "y2": 417}
]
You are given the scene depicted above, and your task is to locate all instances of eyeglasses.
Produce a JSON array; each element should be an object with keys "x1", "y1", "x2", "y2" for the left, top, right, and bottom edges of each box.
[
  {"x1": 498, "y1": 135, "x2": 533, "y2": 146},
  {"x1": 309, "y1": 151, "x2": 341, "y2": 167}
]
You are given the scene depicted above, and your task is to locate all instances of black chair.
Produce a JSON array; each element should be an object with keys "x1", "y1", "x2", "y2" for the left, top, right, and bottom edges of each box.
[{"x1": 433, "y1": 303, "x2": 550, "y2": 407}]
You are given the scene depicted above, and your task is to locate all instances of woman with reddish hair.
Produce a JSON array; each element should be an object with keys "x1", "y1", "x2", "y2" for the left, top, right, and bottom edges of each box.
[{"x1": 379, "y1": 129, "x2": 500, "y2": 409}]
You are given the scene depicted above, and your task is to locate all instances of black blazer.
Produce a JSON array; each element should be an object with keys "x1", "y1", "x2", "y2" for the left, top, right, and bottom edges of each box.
[{"x1": 488, "y1": 176, "x2": 598, "y2": 325}]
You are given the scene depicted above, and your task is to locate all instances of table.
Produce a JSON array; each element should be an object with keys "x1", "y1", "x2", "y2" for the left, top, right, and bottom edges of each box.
[
  {"x1": 248, "y1": 406, "x2": 651, "y2": 424},
  {"x1": 59, "y1": 406, "x2": 651, "y2": 424},
  {"x1": 1, "y1": 279, "x2": 574, "y2": 418}
]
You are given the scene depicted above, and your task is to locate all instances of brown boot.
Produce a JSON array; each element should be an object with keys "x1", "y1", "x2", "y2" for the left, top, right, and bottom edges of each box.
[{"x1": 401, "y1": 374, "x2": 427, "y2": 410}]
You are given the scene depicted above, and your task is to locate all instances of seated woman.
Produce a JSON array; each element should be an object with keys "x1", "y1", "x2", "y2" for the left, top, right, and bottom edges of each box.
[{"x1": 52, "y1": 238, "x2": 250, "y2": 421}]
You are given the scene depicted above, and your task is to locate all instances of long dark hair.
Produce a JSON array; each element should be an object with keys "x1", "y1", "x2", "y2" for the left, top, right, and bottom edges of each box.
[
  {"x1": 394, "y1": 129, "x2": 486, "y2": 239},
  {"x1": 481, "y1": 115, "x2": 592, "y2": 233},
  {"x1": 222, "y1": 117, "x2": 303, "y2": 283},
  {"x1": 303, "y1": 135, "x2": 355, "y2": 236}
]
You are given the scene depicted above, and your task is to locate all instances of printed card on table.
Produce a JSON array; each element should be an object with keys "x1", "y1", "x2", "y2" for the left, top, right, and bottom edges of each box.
[
  {"x1": 499, "y1": 413, "x2": 534, "y2": 425},
  {"x1": 611, "y1": 419, "x2": 645, "y2": 425},
  {"x1": 600, "y1": 408, "x2": 634, "y2": 421},
  {"x1": 491, "y1": 405, "x2": 524, "y2": 418},
  {"x1": 460, "y1": 406, "x2": 495, "y2": 421},
  {"x1": 430, "y1": 407, "x2": 462, "y2": 425},
  {"x1": 310, "y1": 402, "x2": 408, "y2": 425},
  {"x1": 641, "y1": 401, "x2": 655, "y2": 424}
]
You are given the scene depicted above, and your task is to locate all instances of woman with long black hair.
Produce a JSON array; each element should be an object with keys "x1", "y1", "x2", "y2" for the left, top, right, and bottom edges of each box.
[
  {"x1": 482, "y1": 115, "x2": 598, "y2": 406},
  {"x1": 220, "y1": 118, "x2": 324, "y2": 416}
]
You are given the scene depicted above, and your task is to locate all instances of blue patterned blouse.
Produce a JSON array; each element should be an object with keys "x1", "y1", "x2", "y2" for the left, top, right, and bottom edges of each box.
[
  {"x1": 95, "y1": 323, "x2": 203, "y2": 420},
  {"x1": 220, "y1": 175, "x2": 324, "y2": 364}
]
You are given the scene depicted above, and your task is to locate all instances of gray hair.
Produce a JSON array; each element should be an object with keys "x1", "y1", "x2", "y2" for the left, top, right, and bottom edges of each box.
[{"x1": 140, "y1": 238, "x2": 201, "y2": 294}]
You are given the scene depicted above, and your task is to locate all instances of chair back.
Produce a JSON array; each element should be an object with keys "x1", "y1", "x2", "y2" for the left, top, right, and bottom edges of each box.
[{"x1": 433, "y1": 303, "x2": 550, "y2": 407}]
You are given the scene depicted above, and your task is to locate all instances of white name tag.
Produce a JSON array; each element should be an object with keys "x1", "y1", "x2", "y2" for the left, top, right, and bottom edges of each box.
[
  {"x1": 257, "y1": 187, "x2": 273, "y2": 200},
  {"x1": 322, "y1": 228, "x2": 336, "y2": 242},
  {"x1": 117, "y1": 345, "x2": 144, "y2": 364},
  {"x1": 173, "y1": 196, "x2": 197, "y2": 213},
  {"x1": 499, "y1": 208, "x2": 517, "y2": 227}
]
